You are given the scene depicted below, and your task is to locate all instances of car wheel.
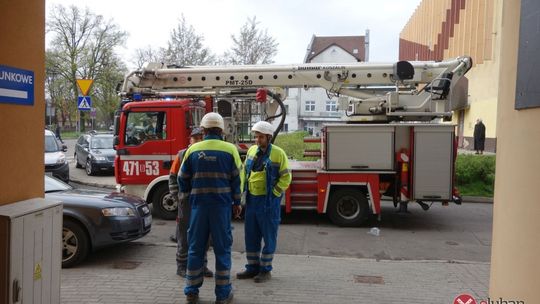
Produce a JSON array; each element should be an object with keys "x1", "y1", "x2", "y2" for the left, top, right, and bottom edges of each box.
[
  {"x1": 85, "y1": 158, "x2": 95, "y2": 176},
  {"x1": 62, "y1": 219, "x2": 89, "y2": 268},
  {"x1": 327, "y1": 188, "x2": 369, "y2": 227},
  {"x1": 151, "y1": 183, "x2": 178, "y2": 220},
  {"x1": 75, "y1": 153, "x2": 82, "y2": 168}
]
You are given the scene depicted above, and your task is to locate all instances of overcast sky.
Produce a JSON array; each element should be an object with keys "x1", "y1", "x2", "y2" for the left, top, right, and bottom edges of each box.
[{"x1": 46, "y1": 0, "x2": 422, "y2": 68}]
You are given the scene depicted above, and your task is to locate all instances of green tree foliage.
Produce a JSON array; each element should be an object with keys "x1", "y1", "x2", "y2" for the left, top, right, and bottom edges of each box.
[
  {"x1": 224, "y1": 16, "x2": 278, "y2": 65},
  {"x1": 46, "y1": 5, "x2": 127, "y2": 131}
]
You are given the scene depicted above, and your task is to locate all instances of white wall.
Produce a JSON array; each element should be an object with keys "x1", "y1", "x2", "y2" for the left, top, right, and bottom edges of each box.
[
  {"x1": 271, "y1": 88, "x2": 299, "y2": 133},
  {"x1": 309, "y1": 46, "x2": 358, "y2": 63},
  {"x1": 298, "y1": 45, "x2": 359, "y2": 135}
]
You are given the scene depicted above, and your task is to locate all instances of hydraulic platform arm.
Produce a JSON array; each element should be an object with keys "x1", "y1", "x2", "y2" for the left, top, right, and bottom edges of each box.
[{"x1": 120, "y1": 56, "x2": 472, "y2": 122}]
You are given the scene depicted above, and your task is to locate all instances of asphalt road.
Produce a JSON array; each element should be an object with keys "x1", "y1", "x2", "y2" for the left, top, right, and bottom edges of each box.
[{"x1": 64, "y1": 138, "x2": 493, "y2": 263}]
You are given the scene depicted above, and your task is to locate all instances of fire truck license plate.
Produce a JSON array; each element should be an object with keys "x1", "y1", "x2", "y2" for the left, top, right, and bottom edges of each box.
[{"x1": 123, "y1": 160, "x2": 160, "y2": 176}]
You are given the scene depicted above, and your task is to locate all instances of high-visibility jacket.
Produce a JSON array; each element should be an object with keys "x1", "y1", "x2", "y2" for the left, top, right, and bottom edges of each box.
[
  {"x1": 179, "y1": 134, "x2": 243, "y2": 207},
  {"x1": 244, "y1": 144, "x2": 291, "y2": 198},
  {"x1": 169, "y1": 148, "x2": 187, "y2": 201}
]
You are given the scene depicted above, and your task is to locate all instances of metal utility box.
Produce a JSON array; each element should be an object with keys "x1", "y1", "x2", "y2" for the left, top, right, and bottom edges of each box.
[
  {"x1": 413, "y1": 125, "x2": 454, "y2": 200},
  {"x1": 324, "y1": 124, "x2": 395, "y2": 171},
  {"x1": 0, "y1": 198, "x2": 62, "y2": 304}
]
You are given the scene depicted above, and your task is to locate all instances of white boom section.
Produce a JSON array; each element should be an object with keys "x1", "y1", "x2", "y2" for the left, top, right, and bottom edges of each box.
[{"x1": 121, "y1": 56, "x2": 472, "y2": 121}]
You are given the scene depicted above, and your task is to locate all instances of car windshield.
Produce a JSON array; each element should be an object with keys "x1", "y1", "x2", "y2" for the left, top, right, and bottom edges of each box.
[
  {"x1": 91, "y1": 136, "x2": 113, "y2": 149},
  {"x1": 44, "y1": 175, "x2": 72, "y2": 192},
  {"x1": 45, "y1": 135, "x2": 59, "y2": 152}
]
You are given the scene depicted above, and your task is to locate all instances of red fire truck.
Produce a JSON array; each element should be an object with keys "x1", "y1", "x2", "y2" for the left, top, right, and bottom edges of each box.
[{"x1": 113, "y1": 57, "x2": 471, "y2": 225}]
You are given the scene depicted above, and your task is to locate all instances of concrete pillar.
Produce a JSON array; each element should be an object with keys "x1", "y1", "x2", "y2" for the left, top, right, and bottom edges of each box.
[
  {"x1": 489, "y1": 0, "x2": 540, "y2": 302},
  {"x1": 0, "y1": 0, "x2": 45, "y2": 205}
]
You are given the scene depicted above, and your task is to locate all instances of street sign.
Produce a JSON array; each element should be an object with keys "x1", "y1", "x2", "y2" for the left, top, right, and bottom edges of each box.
[
  {"x1": 90, "y1": 107, "x2": 96, "y2": 118},
  {"x1": 0, "y1": 65, "x2": 34, "y2": 106},
  {"x1": 76, "y1": 79, "x2": 93, "y2": 96},
  {"x1": 78, "y1": 96, "x2": 92, "y2": 111}
]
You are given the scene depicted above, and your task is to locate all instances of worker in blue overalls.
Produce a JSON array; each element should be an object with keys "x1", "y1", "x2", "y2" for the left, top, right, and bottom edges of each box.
[
  {"x1": 179, "y1": 112, "x2": 243, "y2": 304},
  {"x1": 236, "y1": 121, "x2": 291, "y2": 283}
]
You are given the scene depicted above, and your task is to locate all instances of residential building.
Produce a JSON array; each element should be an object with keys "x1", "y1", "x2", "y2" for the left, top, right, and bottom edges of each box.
[{"x1": 297, "y1": 33, "x2": 369, "y2": 136}]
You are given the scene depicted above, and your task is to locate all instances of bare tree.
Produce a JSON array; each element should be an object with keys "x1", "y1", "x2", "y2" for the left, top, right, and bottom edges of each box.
[
  {"x1": 92, "y1": 58, "x2": 127, "y2": 128},
  {"x1": 225, "y1": 16, "x2": 278, "y2": 65},
  {"x1": 162, "y1": 15, "x2": 215, "y2": 66},
  {"x1": 46, "y1": 5, "x2": 127, "y2": 131},
  {"x1": 131, "y1": 45, "x2": 165, "y2": 69}
]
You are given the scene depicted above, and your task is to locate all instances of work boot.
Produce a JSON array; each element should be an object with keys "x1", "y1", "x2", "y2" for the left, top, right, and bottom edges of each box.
[
  {"x1": 236, "y1": 269, "x2": 258, "y2": 279},
  {"x1": 203, "y1": 267, "x2": 214, "y2": 278},
  {"x1": 214, "y1": 291, "x2": 234, "y2": 304},
  {"x1": 254, "y1": 271, "x2": 271, "y2": 283},
  {"x1": 176, "y1": 266, "x2": 186, "y2": 278},
  {"x1": 186, "y1": 293, "x2": 199, "y2": 304}
]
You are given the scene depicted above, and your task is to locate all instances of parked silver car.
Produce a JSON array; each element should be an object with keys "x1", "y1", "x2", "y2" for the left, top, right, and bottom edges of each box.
[{"x1": 45, "y1": 129, "x2": 69, "y2": 182}]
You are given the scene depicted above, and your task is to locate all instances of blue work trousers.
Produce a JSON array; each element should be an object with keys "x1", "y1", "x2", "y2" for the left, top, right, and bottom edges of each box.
[
  {"x1": 184, "y1": 205, "x2": 233, "y2": 301},
  {"x1": 244, "y1": 193, "x2": 281, "y2": 273},
  {"x1": 176, "y1": 199, "x2": 210, "y2": 270}
]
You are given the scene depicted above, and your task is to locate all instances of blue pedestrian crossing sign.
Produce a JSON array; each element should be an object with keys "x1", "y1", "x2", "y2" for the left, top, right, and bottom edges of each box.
[{"x1": 78, "y1": 96, "x2": 92, "y2": 111}]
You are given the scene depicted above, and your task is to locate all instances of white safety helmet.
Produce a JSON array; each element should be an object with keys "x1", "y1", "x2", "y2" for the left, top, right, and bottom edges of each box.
[
  {"x1": 200, "y1": 112, "x2": 224, "y2": 130},
  {"x1": 252, "y1": 121, "x2": 274, "y2": 136}
]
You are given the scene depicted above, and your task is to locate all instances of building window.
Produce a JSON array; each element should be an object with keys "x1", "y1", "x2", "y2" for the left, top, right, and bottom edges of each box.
[
  {"x1": 283, "y1": 123, "x2": 289, "y2": 132},
  {"x1": 285, "y1": 104, "x2": 289, "y2": 114},
  {"x1": 353, "y1": 48, "x2": 359, "y2": 54},
  {"x1": 326, "y1": 100, "x2": 337, "y2": 112},
  {"x1": 305, "y1": 100, "x2": 315, "y2": 112}
]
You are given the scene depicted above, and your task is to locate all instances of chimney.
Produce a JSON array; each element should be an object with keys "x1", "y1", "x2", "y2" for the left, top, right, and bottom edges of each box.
[{"x1": 364, "y1": 29, "x2": 370, "y2": 62}]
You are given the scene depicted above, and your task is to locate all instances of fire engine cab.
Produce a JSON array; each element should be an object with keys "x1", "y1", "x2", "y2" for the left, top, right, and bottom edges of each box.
[{"x1": 113, "y1": 56, "x2": 472, "y2": 226}]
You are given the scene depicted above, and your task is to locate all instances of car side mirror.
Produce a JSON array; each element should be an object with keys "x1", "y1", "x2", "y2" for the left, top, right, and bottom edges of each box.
[{"x1": 62, "y1": 145, "x2": 68, "y2": 152}]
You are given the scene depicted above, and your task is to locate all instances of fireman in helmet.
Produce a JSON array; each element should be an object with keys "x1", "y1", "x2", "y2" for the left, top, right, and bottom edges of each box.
[
  {"x1": 179, "y1": 112, "x2": 242, "y2": 304},
  {"x1": 236, "y1": 121, "x2": 292, "y2": 283},
  {"x1": 168, "y1": 127, "x2": 213, "y2": 278}
]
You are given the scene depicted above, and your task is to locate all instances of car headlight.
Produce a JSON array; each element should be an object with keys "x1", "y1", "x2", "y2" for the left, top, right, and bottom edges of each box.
[
  {"x1": 141, "y1": 205, "x2": 150, "y2": 214},
  {"x1": 56, "y1": 154, "x2": 66, "y2": 164},
  {"x1": 102, "y1": 207, "x2": 136, "y2": 217},
  {"x1": 94, "y1": 156, "x2": 107, "y2": 161}
]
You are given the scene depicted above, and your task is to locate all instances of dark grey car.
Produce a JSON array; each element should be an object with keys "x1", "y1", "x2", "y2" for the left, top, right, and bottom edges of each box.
[
  {"x1": 44, "y1": 175, "x2": 152, "y2": 267},
  {"x1": 74, "y1": 132, "x2": 116, "y2": 175}
]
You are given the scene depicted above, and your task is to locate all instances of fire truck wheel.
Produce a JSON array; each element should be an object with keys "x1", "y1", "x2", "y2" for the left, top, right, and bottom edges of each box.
[
  {"x1": 151, "y1": 183, "x2": 178, "y2": 220},
  {"x1": 328, "y1": 188, "x2": 369, "y2": 227}
]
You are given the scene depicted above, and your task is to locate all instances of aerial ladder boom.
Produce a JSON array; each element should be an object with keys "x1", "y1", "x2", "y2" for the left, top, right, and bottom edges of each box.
[{"x1": 120, "y1": 56, "x2": 472, "y2": 122}]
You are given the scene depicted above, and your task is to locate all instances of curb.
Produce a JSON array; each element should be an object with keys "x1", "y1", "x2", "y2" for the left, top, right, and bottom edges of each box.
[
  {"x1": 69, "y1": 178, "x2": 116, "y2": 190},
  {"x1": 462, "y1": 196, "x2": 493, "y2": 204},
  {"x1": 68, "y1": 177, "x2": 494, "y2": 203}
]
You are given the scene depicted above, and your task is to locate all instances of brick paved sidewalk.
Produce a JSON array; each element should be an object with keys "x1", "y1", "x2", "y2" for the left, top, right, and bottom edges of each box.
[{"x1": 61, "y1": 243, "x2": 489, "y2": 304}]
